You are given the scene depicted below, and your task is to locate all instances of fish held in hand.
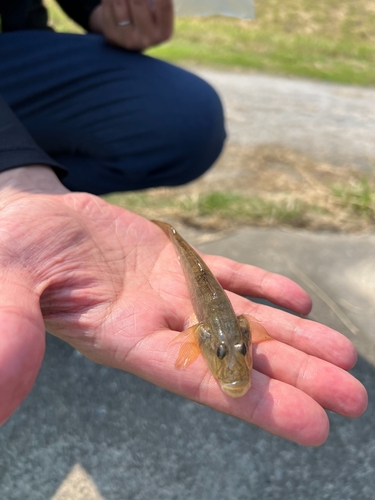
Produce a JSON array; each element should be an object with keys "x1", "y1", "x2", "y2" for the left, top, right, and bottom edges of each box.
[{"x1": 152, "y1": 220, "x2": 272, "y2": 398}]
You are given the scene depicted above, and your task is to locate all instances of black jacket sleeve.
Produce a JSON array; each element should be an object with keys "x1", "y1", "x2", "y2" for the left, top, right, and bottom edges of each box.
[
  {"x1": 0, "y1": 96, "x2": 66, "y2": 178},
  {"x1": 0, "y1": 0, "x2": 99, "y2": 178},
  {"x1": 56, "y1": 0, "x2": 101, "y2": 31},
  {"x1": 0, "y1": 0, "x2": 49, "y2": 31},
  {"x1": 0, "y1": 0, "x2": 101, "y2": 32}
]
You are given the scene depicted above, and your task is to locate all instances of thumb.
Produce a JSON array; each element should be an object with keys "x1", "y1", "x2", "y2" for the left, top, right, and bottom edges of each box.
[{"x1": 0, "y1": 281, "x2": 45, "y2": 425}]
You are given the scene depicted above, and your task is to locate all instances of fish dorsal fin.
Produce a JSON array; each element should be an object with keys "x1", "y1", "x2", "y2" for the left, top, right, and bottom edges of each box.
[
  {"x1": 238, "y1": 314, "x2": 273, "y2": 344},
  {"x1": 170, "y1": 323, "x2": 202, "y2": 370}
]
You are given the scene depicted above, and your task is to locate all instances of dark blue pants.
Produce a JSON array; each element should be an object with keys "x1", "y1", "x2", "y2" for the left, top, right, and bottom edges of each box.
[{"x1": 0, "y1": 31, "x2": 226, "y2": 194}]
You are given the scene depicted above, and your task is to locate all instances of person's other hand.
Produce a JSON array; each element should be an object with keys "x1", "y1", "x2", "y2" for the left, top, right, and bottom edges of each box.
[
  {"x1": 0, "y1": 166, "x2": 367, "y2": 446},
  {"x1": 89, "y1": 0, "x2": 174, "y2": 51}
]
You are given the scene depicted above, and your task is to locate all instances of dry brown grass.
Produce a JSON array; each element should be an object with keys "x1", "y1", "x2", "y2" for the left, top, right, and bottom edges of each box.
[
  {"x1": 104, "y1": 143, "x2": 375, "y2": 233},
  {"x1": 254, "y1": 0, "x2": 375, "y2": 43}
]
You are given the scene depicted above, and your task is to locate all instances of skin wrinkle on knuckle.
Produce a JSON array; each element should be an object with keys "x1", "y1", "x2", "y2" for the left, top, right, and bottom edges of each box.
[
  {"x1": 293, "y1": 354, "x2": 311, "y2": 389},
  {"x1": 286, "y1": 316, "x2": 304, "y2": 350},
  {"x1": 193, "y1": 368, "x2": 213, "y2": 403},
  {"x1": 301, "y1": 324, "x2": 324, "y2": 352},
  {"x1": 258, "y1": 270, "x2": 273, "y2": 297},
  {"x1": 222, "y1": 260, "x2": 245, "y2": 293},
  {"x1": 1, "y1": 304, "x2": 43, "y2": 333},
  {"x1": 111, "y1": 326, "x2": 142, "y2": 367},
  {"x1": 246, "y1": 377, "x2": 269, "y2": 424},
  {"x1": 229, "y1": 261, "x2": 245, "y2": 288}
]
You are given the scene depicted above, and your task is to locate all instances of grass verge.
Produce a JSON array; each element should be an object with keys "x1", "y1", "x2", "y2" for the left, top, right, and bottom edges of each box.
[
  {"x1": 46, "y1": 0, "x2": 375, "y2": 86},
  {"x1": 103, "y1": 145, "x2": 375, "y2": 233},
  {"x1": 149, "y1": 16, "x2": 375, "y2": 86}
]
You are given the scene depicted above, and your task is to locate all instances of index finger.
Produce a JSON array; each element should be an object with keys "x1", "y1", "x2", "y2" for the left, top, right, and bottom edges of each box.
[
  {"x1": 112, "y1": 325, "x2": 365, "y2": 446},
  {"x1": 228, "y1": 293, "x2": 357, "y2": 370},
  {"x1": 204, "y1": 253, "x2": 313, "y2": 316},
  {"x1": 201, "y1": 251, "x2": 358, "y2": 369}
]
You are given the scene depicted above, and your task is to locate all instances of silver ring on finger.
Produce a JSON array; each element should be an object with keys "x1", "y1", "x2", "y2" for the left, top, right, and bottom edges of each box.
[{"x1": 118, "y1": 20, "x2": 132, "y2": 26}]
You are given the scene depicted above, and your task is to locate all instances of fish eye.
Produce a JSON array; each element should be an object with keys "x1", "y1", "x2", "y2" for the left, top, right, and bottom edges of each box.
[
  {"x1": 235, "y1": 343, "x2": 247, "y2": 356},
  {"x1": 216, "y1": 344, "x2": 228, "y2": 360}
]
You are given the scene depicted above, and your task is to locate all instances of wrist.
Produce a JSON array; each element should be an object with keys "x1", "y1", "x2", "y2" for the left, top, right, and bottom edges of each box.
[{"x1": 0, "y1": 165, "x2": 69, "y2": 199}]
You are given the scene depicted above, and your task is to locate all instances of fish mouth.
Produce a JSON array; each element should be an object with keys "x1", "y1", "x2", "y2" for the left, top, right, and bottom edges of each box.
[{"x1": 220, "y1": 380, "x2": 251, "y2": 398}]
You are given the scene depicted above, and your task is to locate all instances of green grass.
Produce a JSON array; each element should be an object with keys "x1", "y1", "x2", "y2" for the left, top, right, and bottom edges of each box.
[
  {"x1": 46, "y1": 0, "x2": 375, "y2": 85},
  {"x1": 195, "y1": 191, "x2": 305, "y2": 225},
  {"x1": 104, "y1": 190, "x2": 312, "y2": 228},
  {"x1": 332, "y1": 178, "x2": 375, "y2": 221},
  {"x1": 103, "y1": 171, "x2": 375, "y2": 232},
  {"x1": 45, "y1": 0, "x2": 84, "y2": 33},
  {"x1": 149, "y1": 15, "x2": 375, "y2": 85}
]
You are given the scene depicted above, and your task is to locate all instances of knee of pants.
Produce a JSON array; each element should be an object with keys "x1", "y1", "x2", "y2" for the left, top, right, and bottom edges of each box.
[
  {"x1": 107, "y1": 75, "x2": 227, "y2": 189},
  {"x1": 60, "y1": 72, "x2": 227, "y2": 194},
  {"x1": 166, "y1": 77, "x2": 227, "y2": 185}
]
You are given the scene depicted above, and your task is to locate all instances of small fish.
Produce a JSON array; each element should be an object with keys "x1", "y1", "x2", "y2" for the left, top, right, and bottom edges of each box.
[{"x1": 152, "y1": 220, "x2": 272, "y2": 398}]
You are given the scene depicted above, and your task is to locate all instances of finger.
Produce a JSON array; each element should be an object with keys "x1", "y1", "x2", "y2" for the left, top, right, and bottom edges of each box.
[
  {"x1": 102, "y1": 0, "x2": 133, "y2": 46},
  {"x1": 105, "y1": 328, "x2": 330, "y2": 446},
  {"x1": 0, "y1": 281, "x2": 45, "y2": 425},
  {"x1": 153, "y1": 0, "x2": 174, "y2": 41},
  {"x1": 110, "y1": 0, "x2": 131, "y2": 24},
  {"x1": 252, "y1": 336, "x2": 367, "y2": 417},
  {"x1": 111, "y1": 0, "x2": 132, "y2": 28},
  {"x1": 147, "y1": 227, "x2": 356, "y2": 369},
  {"x1": 102, "y1": 0, "x2": 114, "y2": 23},
  {"x1": 205, "y1": 254, "x2": 312, "y2": 316},
  {"x1": 160, "y1": 323, "x2": 365, "y2": 419},
  {"x1": 231, "y1": 369, "x2": 330, "y2": 446},
  {"x1": 99, "y1": 325, "x2": 367, "y2": 446},
  {"x1": 101, "y1": 0, "x2": 117, "y2": 38},
  {"x1": 236, "y1": 300, "x2": 358, "y2": 370},
  {"x1": 128, "y1": 0, "x2": 155, "y2": 44}
]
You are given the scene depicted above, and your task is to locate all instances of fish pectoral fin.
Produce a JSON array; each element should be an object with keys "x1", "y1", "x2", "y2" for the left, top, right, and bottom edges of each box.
[
  {"x1": 238, "y1": 314, "x2": 274, "y2": 344},
  {"x1": 172, "y1": 323, "x2": 202, "y2": 370}
]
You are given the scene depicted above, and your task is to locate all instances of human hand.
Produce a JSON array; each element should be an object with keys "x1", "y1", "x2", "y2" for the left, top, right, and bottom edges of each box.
[
  {"x1": 89, "y1": 0, "x2": 174, "y2": 51},
  {"x1": 0, "y1": 166, "x2": 367, "y2": 445}
]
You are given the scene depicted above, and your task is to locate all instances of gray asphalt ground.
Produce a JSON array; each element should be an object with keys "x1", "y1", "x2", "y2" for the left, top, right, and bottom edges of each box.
[
  {"x1": 195, "y1": 68, "x2": 375, "y2": 171},
  {"x1": 1, "y1": 69, "x2": 375, "y2": 500}
]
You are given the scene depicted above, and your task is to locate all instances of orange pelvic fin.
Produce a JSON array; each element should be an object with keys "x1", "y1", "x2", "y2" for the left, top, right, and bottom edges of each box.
[
  {"x1": 240, "y1": 314, "x2": 274, "y2": 344},
  {"x1": 171, "y1": 323, "x2": 202, "y2": 370}
]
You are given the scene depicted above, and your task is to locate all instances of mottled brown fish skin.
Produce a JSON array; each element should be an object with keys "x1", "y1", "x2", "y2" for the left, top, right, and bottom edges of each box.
[{"x1": 152, "y1": 220, "x2": 252, "y2": 398}]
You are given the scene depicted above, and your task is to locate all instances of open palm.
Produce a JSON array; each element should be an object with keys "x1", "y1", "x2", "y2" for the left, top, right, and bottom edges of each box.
[{"x1": 0, "y1": 188, "x2": 367, "y2": 445}]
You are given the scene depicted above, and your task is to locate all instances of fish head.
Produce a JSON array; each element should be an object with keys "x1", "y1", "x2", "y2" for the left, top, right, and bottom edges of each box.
[{"x1": 199, "y1": 319, "x2": 252, "y2": 398}]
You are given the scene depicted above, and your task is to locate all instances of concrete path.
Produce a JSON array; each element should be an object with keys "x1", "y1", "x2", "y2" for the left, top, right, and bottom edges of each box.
[
  {"x1": 0, "y1": 70, "x2": 374, "y2": 499},
  {"x1": 195, "y1": 68, "x2": 375, "y2": 170}
]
